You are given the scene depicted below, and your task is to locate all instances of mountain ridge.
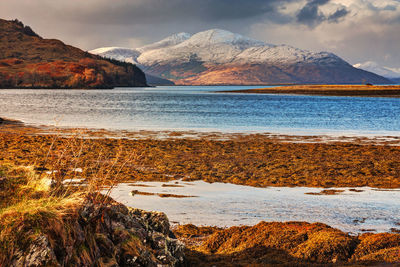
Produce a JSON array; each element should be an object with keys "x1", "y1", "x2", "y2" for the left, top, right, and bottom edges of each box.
[
  {"x1": 91, "y1": 29, "x2": 391, "y2": 85},
  {"x1": 354, "y1": 61, "x2": 400, "y2": 83}
]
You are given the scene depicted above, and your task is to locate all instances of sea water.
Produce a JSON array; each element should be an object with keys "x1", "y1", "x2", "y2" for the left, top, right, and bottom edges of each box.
[{"x1": 0, "y1": 86, "x2": 400, "y2": 136}]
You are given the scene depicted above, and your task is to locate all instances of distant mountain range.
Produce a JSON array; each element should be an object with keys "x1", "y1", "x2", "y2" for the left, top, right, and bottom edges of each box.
[
  {"x1": 0, "y1": 19, "x2": 147, "y2": 89},
  {"x1": 91, "y1": 29, "x2": 391, "y2": 85},
  {"x1": 353, "y1": 61, "x2": 400, "y2": 84}
]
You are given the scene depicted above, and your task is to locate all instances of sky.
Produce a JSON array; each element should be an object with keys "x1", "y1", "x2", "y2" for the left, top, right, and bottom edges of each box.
[{"x1": 0, "y1": 0, "x2": 399, "y2": 68}]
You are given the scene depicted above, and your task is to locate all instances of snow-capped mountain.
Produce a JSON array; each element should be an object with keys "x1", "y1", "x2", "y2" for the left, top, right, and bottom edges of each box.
[
  {"x1": 354, "y1": 61, "x2": 400, "y2": 82},
  {"x1": 137, "y1": 29, "x2": 271, "y2": 65},
  {"x1": 137, "y1": 32, "x2": 192, "y2": 53},
  {"x1": 90, "y1": 29, "x2": 391, "y2": 85},
  {"x1": 90, "y1": 47, "x2": 141, "y2": 64}
]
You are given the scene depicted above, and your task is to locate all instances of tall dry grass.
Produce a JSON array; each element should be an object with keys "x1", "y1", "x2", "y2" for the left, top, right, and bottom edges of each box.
[{"x1": 0, "y1": 129, "x2": 138, "y2": 264}]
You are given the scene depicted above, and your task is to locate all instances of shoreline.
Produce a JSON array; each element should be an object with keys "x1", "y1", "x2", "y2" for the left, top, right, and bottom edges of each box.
[
  {"x1": 2, "y1": 119, "x2": 400, "y2": 145},
  {"x1": 1, "y1": 121, "x2": 400, "y2": 265},
  {"x1": 219, "y1": 84, "x2": 400, "y2": 97}
]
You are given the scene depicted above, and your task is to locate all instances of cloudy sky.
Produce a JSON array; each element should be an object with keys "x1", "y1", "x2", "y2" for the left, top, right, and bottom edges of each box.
[{"x1": 0, "y1": 0, "x2": 399, "y2": 68}]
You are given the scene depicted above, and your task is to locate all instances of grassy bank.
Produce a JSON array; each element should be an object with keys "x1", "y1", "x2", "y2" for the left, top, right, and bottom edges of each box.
[
  {"x1": 0, "y1": 164, "x2": 185, "y2": 266},
  {"x1": 0, "y1": 164, "x2": 84, "y2": 264}
]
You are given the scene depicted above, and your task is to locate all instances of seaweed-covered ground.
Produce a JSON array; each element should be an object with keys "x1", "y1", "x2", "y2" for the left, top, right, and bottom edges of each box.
[
  {"x1": 174, "y1": 222, "x2": 400, "y2": 266},
  {"x1": 0, "y1": 125, "x2": 399, "y2": 188}
]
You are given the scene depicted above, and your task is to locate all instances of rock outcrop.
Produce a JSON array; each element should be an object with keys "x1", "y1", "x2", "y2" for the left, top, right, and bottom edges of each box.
[{"x1": 9, "y1": 198, "x2": 184, "y2": 267}]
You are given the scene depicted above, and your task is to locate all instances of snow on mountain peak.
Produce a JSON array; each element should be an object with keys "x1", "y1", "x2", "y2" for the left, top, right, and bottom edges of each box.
[
  {"x1": 182, "y1": 29, "x2": 268, "y2": 48},
  {"x1": 89, "y1": 47, "x2": 140, "y2": 63},
  {"x1": 354, "y1": 61, "x2": 400, "y2": 78},
  {"x1": 138, "y1": 32, "x2": 192, "y2": 53},
  {"x1": 90, "y1": 29, "x2": 345, "y2": 67}
]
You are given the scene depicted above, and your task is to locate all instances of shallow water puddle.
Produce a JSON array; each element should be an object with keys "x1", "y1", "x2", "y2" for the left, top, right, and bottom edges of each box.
[{"x1": 107, "y1": 180, "x2": 400, "y2": 234}]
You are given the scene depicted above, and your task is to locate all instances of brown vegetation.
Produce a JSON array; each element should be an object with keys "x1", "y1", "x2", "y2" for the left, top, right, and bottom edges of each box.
[
  {"x1": 222, "y1": 84, "x2": 400, "y2": 97},
  {"x1": 0, "y1": 128, "x2": 400, "y2": 188},
  {"x1": 305, "y1": 189, "x2": 345, "y2": 195},
  {"x1": 0, "y1": 19, "x2": 147, "y2": 89},
  {"x1": 174, "y1": 222, "x2": 400, "y2": 266}
]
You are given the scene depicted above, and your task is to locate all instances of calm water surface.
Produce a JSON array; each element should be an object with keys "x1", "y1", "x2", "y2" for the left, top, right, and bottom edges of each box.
[
  {"x1": 108, "y1": 180, "x2": 400, "y2": 233},
  {"x1": 1, "y1": 86, "x2": 400, "y2": 135}
]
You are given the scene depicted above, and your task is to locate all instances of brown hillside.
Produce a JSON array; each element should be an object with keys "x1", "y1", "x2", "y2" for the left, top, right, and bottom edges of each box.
[
  {"x1": 147, "y1": 61, "x2": 392, "y2": 86},
  {"x1": 0, "y1": 19, "x2": 147, "y2": 89}
]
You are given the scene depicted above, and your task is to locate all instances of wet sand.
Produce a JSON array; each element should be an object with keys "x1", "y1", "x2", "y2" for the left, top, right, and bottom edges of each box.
[{"x1": 220, "y1": 84, "x2": 400, "y2": 97}]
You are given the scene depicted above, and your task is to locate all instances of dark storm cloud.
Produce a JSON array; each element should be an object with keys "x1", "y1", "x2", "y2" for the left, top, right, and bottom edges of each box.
[
  {"x1": 297, "y1": 0, "x2": 330, "y2": 27},
  {"x1": 327, "y1": 8, "x2": 349, "y2": 23},
  {"x1": 0, "y1": 0, "x2": 298, "y2": 48},
  {"x1": 57, "y1": 0, "x2": 294, "y2": 25},
  {"x1": 297, "y1": 0, "x2": 349, "y2": 27}
]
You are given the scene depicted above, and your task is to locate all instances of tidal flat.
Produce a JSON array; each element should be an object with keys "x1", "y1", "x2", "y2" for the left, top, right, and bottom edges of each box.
[{"x1": 1, "y1": 123, "x2": 400, "y2": 265}]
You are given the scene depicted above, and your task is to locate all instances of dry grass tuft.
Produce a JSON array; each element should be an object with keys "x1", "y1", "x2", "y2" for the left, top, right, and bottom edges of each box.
[{"x1": 0, "y1": 130, "x2": 133, "y2": 264}]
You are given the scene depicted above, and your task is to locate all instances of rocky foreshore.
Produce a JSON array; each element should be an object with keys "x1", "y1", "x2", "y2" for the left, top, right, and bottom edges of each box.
[{"x1": 1, "y1": 125, "x2": 400, "y2": 266}]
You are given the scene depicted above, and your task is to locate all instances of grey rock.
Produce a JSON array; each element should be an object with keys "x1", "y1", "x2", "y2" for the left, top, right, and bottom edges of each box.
[
  {"x1": 7, "y1": 198, "x2": 185, "y2": 266},
  {"x1": 11, "y1": 235, "x2": 59, "y2": 267}
]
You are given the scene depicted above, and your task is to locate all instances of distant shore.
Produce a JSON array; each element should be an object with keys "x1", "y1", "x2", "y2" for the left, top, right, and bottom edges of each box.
[
  {"x1": 0, "y1": 117, "x2": 22, "y2": 125},
  {"x1": 220, "y1": 84, "x2": 400, "y2": 97}
]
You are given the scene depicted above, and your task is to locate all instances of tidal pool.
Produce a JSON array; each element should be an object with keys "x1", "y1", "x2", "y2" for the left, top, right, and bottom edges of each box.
[{"x1": 107, "y1": 180, "x2": 400, "y2": 234}]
